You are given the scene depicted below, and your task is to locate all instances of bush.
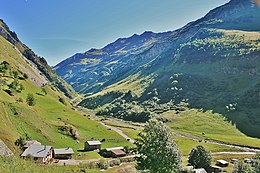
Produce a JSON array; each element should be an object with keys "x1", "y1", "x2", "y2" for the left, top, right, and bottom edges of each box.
[
  {"x1": 59, "y1": 97, "x2": 67, "y2": 105},
  {"x1": 15, "y1": 133, "x2": 31, "y2": 149},
  {"x1": 109, "y1": 159, "x2": 121, "y2": 167},
  {"x1": 232, "y1": 162, "x2": 254, "y2": 173},
  {"x1": 98, "y1": 159, "x2": 109, "y2": 170},
  {"x1": 23, "y1": 73, "x2": 28, "y2": 79},
  {"x1": 26, "y1": 93, "x2": 36, "y2": 106},
  {"x1": 12, "y1": 70, "x2": 18, "y2": 78}
]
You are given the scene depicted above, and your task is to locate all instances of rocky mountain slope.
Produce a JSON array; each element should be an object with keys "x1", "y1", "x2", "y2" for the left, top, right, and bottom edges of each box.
[
  {"x1": 56, "y1": 0, "x2": 260, "y2": 137},
  {"x1": 55, "y1": 31, "x2": 172, "y2": 94},
  {"x1": 0, "y1": 19, "x2": 76, "y2": 98}
]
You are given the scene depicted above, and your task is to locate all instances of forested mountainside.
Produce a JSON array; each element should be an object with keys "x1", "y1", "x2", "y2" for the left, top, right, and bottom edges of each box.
[
  {"x1": 56, "y1": 0, "x2": 260, "y2": 137},
  {"x1": 0, "y1": 19, "x2": 76, "y2": 98}
]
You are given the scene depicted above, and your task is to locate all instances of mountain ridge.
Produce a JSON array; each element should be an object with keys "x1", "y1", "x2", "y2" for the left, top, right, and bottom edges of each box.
[
  {"x1": 56, "y1": 0, "x2": 260, "y2": 137},
  {"x1": 0, "y1": 19, "x2": 77, "y2": 98}
]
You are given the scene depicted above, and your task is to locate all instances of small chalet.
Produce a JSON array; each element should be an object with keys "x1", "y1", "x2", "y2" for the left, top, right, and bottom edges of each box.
[
  {"x1": 21, "y1": 144, "x2": 54, "y2": 163},
  {"x1": 54, "y1": 148, "x2": 74, "y2": 159},
  {"x1": 103, "y1": 147, "x2": 126, "y2": 158},
  {"x1": 216, "y1": 160, "x2": 229, "y2": 167},
  {"x1": 23, "y1": 140, "x2": 41, "y2": 150},
  {"x1": 84, "y1": 141, "x2": 101, "y2": 151}
]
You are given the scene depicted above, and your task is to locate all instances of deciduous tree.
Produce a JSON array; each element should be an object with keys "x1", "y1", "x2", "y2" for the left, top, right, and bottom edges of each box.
[{"x1": 135, "y1": 119, "x2": 181, "y2": 173}]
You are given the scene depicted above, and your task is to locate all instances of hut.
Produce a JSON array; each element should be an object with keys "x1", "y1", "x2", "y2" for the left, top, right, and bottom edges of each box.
[
  {"x1": 54, "y1": 148, "x2": 74, "y2": 159},
  {"x1": 21, "y1": 144, "x2": 54, "y2": 163},
  {"x1": 84, "y1": 141, "x2": 101, "y2": 151},
  {"x1": 216, "y1": 160, "x2": 229, "y2": 167},
  {"x1": 103, "y1": 147, "x2": 126, "y2": 158}
]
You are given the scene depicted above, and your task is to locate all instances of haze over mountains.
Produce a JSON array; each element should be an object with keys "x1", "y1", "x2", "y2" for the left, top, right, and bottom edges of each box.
[{"x1": 55, "y1": 0, "x2": 260, "y2": 137}]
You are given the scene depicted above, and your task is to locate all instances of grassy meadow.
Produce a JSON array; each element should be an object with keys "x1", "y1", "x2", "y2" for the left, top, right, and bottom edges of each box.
[{"x1": 0, "y1": 35, "x2": 132, "y2": 158}]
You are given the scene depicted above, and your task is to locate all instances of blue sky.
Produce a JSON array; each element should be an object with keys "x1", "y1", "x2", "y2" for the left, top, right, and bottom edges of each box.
[{"x1": 0, "y1": 0, "x2": 229, "y2": 65}]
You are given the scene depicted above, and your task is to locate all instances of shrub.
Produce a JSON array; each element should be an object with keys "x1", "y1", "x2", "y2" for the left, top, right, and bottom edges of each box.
[
  {"x1": 59, "y1": 97, "x2": 67, "y2": 105},
  {"x1": 109, "y1": 159, "x2": 121, "y2": 167},
  {"x1": 15, "y1": 133, "x2": 31, "y2": 149},
  {"x1": 26, "y1": 93, "x2": 36, "y2": 106},
  {"x1": 98, "y1": 159, "x2": 109, "y2": 170},
  {"x1": 23, "y1": 73, "x2": 28, "y2": 79}
]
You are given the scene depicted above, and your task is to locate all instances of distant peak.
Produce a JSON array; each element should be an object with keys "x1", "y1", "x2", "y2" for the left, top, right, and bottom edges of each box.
[
  {"x1": 89, "y1": 48, "x2": 98, "y2": 52},
  {"x1": 142, "y1": 31, "x2": 154, "y2": 35}
]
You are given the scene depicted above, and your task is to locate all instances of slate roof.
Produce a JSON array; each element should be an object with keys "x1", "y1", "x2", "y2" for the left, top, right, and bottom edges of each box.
[
  {"x1": 21, "y1": 144, "x2": 52, "y2": 158},
  {"x1": 24, "y1": 140, "x2": 41, "y2": 148},
  {"x1": 86, "y1": 141, "x2": 101, "y2": 146},
  {"x1": 54, "y1": 148, "x2": 74, "y2": 155}
]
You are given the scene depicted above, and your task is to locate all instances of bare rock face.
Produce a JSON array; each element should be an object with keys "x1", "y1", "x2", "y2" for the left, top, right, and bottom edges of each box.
[{"x1": 0, "y1": 139, "x2": 13, "y2": 156}]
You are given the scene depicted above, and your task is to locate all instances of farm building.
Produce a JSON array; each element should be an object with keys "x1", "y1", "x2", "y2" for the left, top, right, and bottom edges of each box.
[
  {"x1": 23, "y1": 140, "x2": 41, "y2": 150},
  {"x1": 102, "y1": 147, "x2": 126, "y2": 158},
  {"x1": 216, "y1": 160, "x2": 229, "y2": 167},
  {"x1": 84, "y1": 141, "x2": 101, "y2": 151},
  {"x1": 21, "y1": 144, "x2": 54, "y2": 163},
  {"x1": 54, "y1": 148, "x2": 74, "y2": 159}
]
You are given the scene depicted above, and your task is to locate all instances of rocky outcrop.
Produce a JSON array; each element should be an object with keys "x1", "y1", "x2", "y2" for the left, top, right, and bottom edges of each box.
[{"x1": 0, "y1": 139, "x2": 13, "y2": 156}]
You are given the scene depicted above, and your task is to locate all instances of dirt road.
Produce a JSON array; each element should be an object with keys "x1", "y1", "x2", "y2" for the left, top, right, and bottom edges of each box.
[{"x1": 98, "y1": 122, "x2": 135, "y2": 144}]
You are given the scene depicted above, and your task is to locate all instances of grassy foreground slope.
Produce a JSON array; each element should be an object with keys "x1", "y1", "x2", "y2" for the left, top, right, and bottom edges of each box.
[{"x1": 0, "y1": 35, "x2": 131, "y2": 154}]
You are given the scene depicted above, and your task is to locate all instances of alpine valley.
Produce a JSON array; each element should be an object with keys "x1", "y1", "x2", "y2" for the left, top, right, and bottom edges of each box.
[
  {"x1": 1, "y1": 0, "x2": 260, "y2": 172},
  {"x1": 55, "y1": 0, "x2": 260, "y2": 138}
]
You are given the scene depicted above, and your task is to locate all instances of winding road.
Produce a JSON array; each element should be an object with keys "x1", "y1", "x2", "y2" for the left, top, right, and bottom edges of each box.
[{"x1": 98, "y1": 122, "x2": 135, "y2": 144}]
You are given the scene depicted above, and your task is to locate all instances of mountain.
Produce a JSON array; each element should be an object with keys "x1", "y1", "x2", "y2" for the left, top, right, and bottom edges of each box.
[
  {"x1": 0, "y1": 19, "x2": 77, "y2": 98},
  {"x1": 54, "y1": 31, "x2": 172, "y2": 94},
  {"x1": 56, "y1": 0, "x2": 260, "y2": 137},
  {"x1": 0, "y1": 20, "x2": 131, "y2": 153}
]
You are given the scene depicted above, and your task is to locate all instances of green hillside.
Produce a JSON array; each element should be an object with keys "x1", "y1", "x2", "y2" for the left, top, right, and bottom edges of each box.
[
  {"x1": 75, "y1": 0, "x2": 260, "y2": 137},
  {"x1": 0, "y1": 35, "x2": 131, "y2": 154}
]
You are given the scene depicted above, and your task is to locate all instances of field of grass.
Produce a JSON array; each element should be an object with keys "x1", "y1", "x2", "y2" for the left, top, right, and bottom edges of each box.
[
  {"x1": 90, "y1": 73, "x2": 154, "y2": 98},
  {"x1": 174, "y1": 136, "x2": 244, "y2": 156},
  {"x1": 101, "y1": 116, "x2": 245, "y2": 157},
  {"x1": 163, "y1": 109, "x2": 260, "y2": 148},
  {"x1": 0, "y1": 35, "x2": 132, "y2": 157}
]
